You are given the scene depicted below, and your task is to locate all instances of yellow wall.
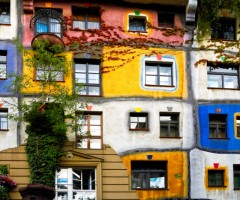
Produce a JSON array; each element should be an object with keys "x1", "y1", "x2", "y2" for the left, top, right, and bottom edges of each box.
[
  {"x1": 121, "y1": 151, "x2": 188, "y2": 199},
  {"x1": 102, "y1": 46, "x2": 187, "y2": 98},
  {"x1": 20, "y1": 51, "x2": 73, "y2": 95}
]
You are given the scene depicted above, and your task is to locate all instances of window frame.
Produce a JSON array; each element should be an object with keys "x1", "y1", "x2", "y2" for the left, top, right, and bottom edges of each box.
[
  {"x1": 211, "y1": 17, "x2": 236, "y2": 41},
  {"x1": 209, "y1": 114, "x2": 227, "y2": 139},
  {"x1": 55, "y1": 167, "x2": 97, "y2": 200},
  {"x1": 0, "y1": 2, "x2": 10, "y2": 24},
  {"x1": 208, "y1": 170, "x2": 225, "y2": 187},
  {"x1": 128, "y1": 15, "x2": 147, "y2": 32},
  {"x1": 129, "y1": 112, "x2": 149, "y2": 131},
  {"x1": 234, "y1": 164, "x2": 240, "y2": 190},
  {"x1": 72, "y1": 6, "x2": 100, "y2": 30},
  {"x1": 207, "y1": 63, "x2": 239, "y2": 89},
  {"x1": 74, "y1": 59, "x2": 101, "y2": 96},
  {"x1": 0, "y1": 108, "x2": 8, "y2": 131},
  {"x1": 235, "y1": 113, "x2": 240, "y2": 138},
  {"x1": 158, "y1": 13, "x2": 175, "y2": 28},
  {"x1": 131, "y1": 161, "x2": 167, "y2": 190},
  {"x1": 76, "y1": 111, "x2": 102, "y2": 149},
  {"x1": 159, "y1": 112, "x2": 180, "y2": 138},
  {"x1": 34, "y1": 8, "x2": 63, "y2": 37},
  {"x1": 145, "y1": 61, "x2": 174, "y2": 87},
  {"x1": 0, "y1": 50, "x2": 7, "y2": 79}
]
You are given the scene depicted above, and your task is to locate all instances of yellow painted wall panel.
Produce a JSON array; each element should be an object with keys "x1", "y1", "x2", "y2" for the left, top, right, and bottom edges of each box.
[{"x1": 102, "y1": 47, "x2": 187, "y2": 98}]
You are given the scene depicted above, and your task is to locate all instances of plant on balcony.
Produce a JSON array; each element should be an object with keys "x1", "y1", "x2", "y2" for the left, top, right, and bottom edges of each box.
[
  {"x1": 6, "y1": 40, "x2": 85, "y2": 199},
  {"x1": 0, "y1": 166, "x2": 16, "y2": 200}
]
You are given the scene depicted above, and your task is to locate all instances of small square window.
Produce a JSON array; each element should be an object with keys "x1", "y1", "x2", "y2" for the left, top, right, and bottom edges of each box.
[
  {"x1": 160, "y1": 113, "x2": 179, "y2": 137},
  {"x1": 131, "y1": 161, "x2": 167, "y2": 189},
  {"x1": 72, "y1": 6, "x2": 100, "y2": 30},
  {"x1": 208, "y1": 170, "x2": 224, "y2": 187},
  {"x1": 0, "y1": 109, "x2": 8, "y2": 130},
  {"x1": 0, "y1": 50, "x2": 7, "y2": 79},
  {"x1": 211, "y1": 18, "x2": 236, "y2": 41},
  {"x1": 234, "y1": 165, "x2": 240, "y2": 189},
  {"x1": 207, "y1": 63, "x2": 239, "y2": 89},
  {"x1": 129, "y1": 16, "x2": 147, "y2": 32},
  {"x1": 145, "y1": 62, "x2": 173, "y2": 87},
  {"x1": 209, "y1": 114, "x2": 227, "y2": 139},
  {"x1": 0, "y1": 2, "x2": 10, "y2": 24},
  {"x1": 129, "y1": 112, "x2": 148, "y2": 131},
  {"x1": 158, "y1": 13, "x2": 174, "y2": 28}
]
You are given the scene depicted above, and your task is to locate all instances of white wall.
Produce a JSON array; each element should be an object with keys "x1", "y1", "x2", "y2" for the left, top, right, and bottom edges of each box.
[{"x1": 0, "y1": 0, "x2": 18, "y2": 40}]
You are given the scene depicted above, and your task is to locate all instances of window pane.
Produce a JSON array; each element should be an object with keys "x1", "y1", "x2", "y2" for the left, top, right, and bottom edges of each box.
[
  {"x1": 223, "y1": 75, "x2": 238, "y2": 88},
  {"x1": 0, "y1": 55, "x2": 6, "y2": 62},
  {"x1": 90, "y1": 139, "x2": 101, "y2": 149},
  {"x1": 88, "y1": 87, "x2": 100, "y2": 95},
  {"x1": 90, "y1": 115, "x2": 101, "y2": 125},
  {"x1": 208, "y1": 74, "x2": 222, "y2": 88},
  {"x1": 159, "y1": 67, "x2": 171, "y2": 75},
  {"x1": 129, "y1": 17, "x2": 146, "y2": 31},
  {"x1": 73, "y1": 20, "x2": 85, "y2": 29},
  {"x1": 56, "y1": 169, "x2": 69, "y2": 189},
  {"x1": 0, "y1": 64, "x2": 6, "y2": 78},
  {"x1": 89, "y1": 64, "x2": 99, "y2": 73},
  {"x1": 56, "y1": 192, "x2": 68, "y2": 199},
  {"x1": 146, "y1": 66, "x2": 157, "y2": 75},
  {"x1": 78, "y1": 74, "x2": 86, "y2": 83},
  {"x1": 90, "y1": 126, "x2": 101, "y2": 136},
  {"x1": 237, "y1": 116, "x2": 240, "y2": 137},
  {"x1": 75, "y1": 64, "x2": 86, "y2": 72},
  {"x1": 160, "y1": 125, "x2": 168, "y2": 137},
  {"x1": 88, "y1": 74, "x2": 99, "y2": 84},
  {"x1": 146, "y1": 75, "x2": 157, "y2": 85},
  {"x1": 160, "y1": 76, "x2": 172, "y2": 86},
  {"x1": 88, "y1": 22, "x2": 100, "y2": 29}
]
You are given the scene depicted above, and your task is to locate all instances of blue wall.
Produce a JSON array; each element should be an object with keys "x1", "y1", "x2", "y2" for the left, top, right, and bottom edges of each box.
[
  {"x1": 199, "y1": 104, "x2": 240, "y2": 151},
  {"x1": 0, "y1": 41, "x2": 18, "y2": 95}
]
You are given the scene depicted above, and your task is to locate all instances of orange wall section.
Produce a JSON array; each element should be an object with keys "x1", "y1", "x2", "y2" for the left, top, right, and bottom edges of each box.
[
  {"x1": 102, "y1": 46, "x2": 187, "y2": 98},
  {"x1": 20, "y1": 52, "x2": 73, "y2": 95},
  {"x1": 121, "y1": 151, "x2": 188, "y2": 199}
]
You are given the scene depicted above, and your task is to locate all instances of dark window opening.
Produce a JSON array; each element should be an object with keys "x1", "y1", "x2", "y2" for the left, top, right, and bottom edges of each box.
[
  {"x1": 0, "y1": 2, "x2": 10, "y2": 24},
  {"x1": 160, "y1": 113, "x2": 179, "y2": 137},
  {"x1": 158, "y1": 13, "x2": 174, "y2": 28},
  {"x1": 129, "y1": 16, "x2": 146, "y2": 32},
  {"x1": 234, "y1": 165, "x2": 240, "y2": 189},
  {"x1": 208, "y1": 170, "x2": 224, "y2": 187},
  {"x1": 129, "y1": 112, "x2": 148, "y2": 131},
  {"x1": 209, "y1": 114, "x2": 227, "y2": 139},
  {"x1": 131, "y1": 161, "x2": 167, "y2": 189}
]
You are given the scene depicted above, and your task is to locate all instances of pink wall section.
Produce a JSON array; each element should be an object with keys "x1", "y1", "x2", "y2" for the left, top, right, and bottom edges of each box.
[{"x1": 22, "y1": 2, "x2": 185, "y2": 47}]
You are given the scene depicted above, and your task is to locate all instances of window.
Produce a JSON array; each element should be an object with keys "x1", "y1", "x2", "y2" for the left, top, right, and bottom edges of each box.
[
  {"x1": 0, "y1": 51, "x2": 7, "y2": 79},
  {"x1": 145, "y1": 62, "x2": 173, "y2": 86},
  {"x1": 160, "y1": 113, "x2": 179, "y2": 137},
  {"x1": 36, "y1": 66, "x2": 63, "y2": 81},
  {"x1": 158, "y1": 13, "x2": 174, "y2": 28},
  {"x1": 0, "y1": 109, "x2": 8, "y2": 130},
  {"x1": 0, "y1": 1, "x2": 10, "y2": 24},
  {"x1": 56, "y1": 168, "x2": 96, "y2": 200},
  {"x1": 72, "y1": 7, "x2": 100, "y2": 29},
  {"x1": 211, "y1": 18, "x2": 236, "y2": 40},
  {"x1": 235, "y1": 115, "x2": 240, "y2": 137},
  {"x1": 207, "y1": 63, "x2": 239, "y2": 89},
  {"x1": 209, "y1": 114, "x2": 227, "y2": 138},
  {"x1": 131, "y1": 161, "x2": 167, "y2": 189},
  {"x1": 75, "y1": 60, "x2": 101, "y2": 96},
  {"x1": 76, "y1": 112, "x2": 102, "y2": 149},
  {"x1": 129, "y1": 16, "x2": 147, "y2": 32},
  {"x1": 35, "y1": 9, "x2": 62, "y2": 37},
  {"x1": 234, "y1": 165, "x2": 240, "y2": 189},
  {"x1": 129, "y1": 112, "x2": 148, "y2": 131},
  {"x1": 208, "y1": 170, "x2": 224, "y2": 187}
]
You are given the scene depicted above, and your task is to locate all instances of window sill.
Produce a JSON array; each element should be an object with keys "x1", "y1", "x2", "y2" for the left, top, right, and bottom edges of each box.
[
  {"x1": 0, "y1": 129, "x2": 9, "y2": 131},
  {"x1": 129, "y1": 129, "x2": 149, "y2": 132},
  {"x1": 128, "y1": 30, "x2": 148, "y2": 33},
  {"x1": 0, "y1": 23, "x2": 11, "y2": 26},
  {"x1": 210, "y1": 39, "x2": 237, "y2": 42},
  {"x1": 207, "y1": 87, "x2": 239, "y2": 90},
  {"x1": 209, "y1": 137, "x2": 229, "y2": 140},
  {"x1": 145, "y1": 84, "x2": 175, "y2": 88},
  {"x1": 208, "y1": 185, "x2": 227, "y2": 188},
  {"x1": 233, "y1": 188, "x2": 240, "y2": 190},
  {"x1": 133, "y1": 188, "x2": 169, "y2": 190},
  {"x1": 0, "y1": 78, "x2": 7, "y2": 80},
  {"x1": 79, "y1": 94, "x2": 102, "y2": 97},
  {"x1": 160, "y1": 136, "x2": 182, "y2": 139}
]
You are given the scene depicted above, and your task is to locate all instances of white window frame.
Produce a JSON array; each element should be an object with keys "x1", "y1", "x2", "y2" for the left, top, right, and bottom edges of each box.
[
  {"x1": 55, "y1": 167, "x2": 97, "y2": 200},
  {"x1": 128, "y1": 13, "x2": 148, "y2": 32},
  {"x1": 141, "y1": 56, "x2": 177, "y2": 91},
  {"x1": 0, "y1": 109, "x2": 8, "y2": 130},
  {"x1": 0, "y1": 50, "x2": 7, "y2": 79}
]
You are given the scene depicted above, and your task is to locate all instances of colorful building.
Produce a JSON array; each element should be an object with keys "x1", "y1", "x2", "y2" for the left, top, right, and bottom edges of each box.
[{"x1": 0, "y1": 0, "x2": 240, "y2": 200}]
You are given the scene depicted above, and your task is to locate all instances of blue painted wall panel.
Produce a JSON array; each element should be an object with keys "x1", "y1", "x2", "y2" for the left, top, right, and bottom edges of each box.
[
  {"x1": 199, "y1": 104, "x2": 240, "y2": 151},
  {"x1": 0, "y1": 42, "x2": 18, "y2": 95}
]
